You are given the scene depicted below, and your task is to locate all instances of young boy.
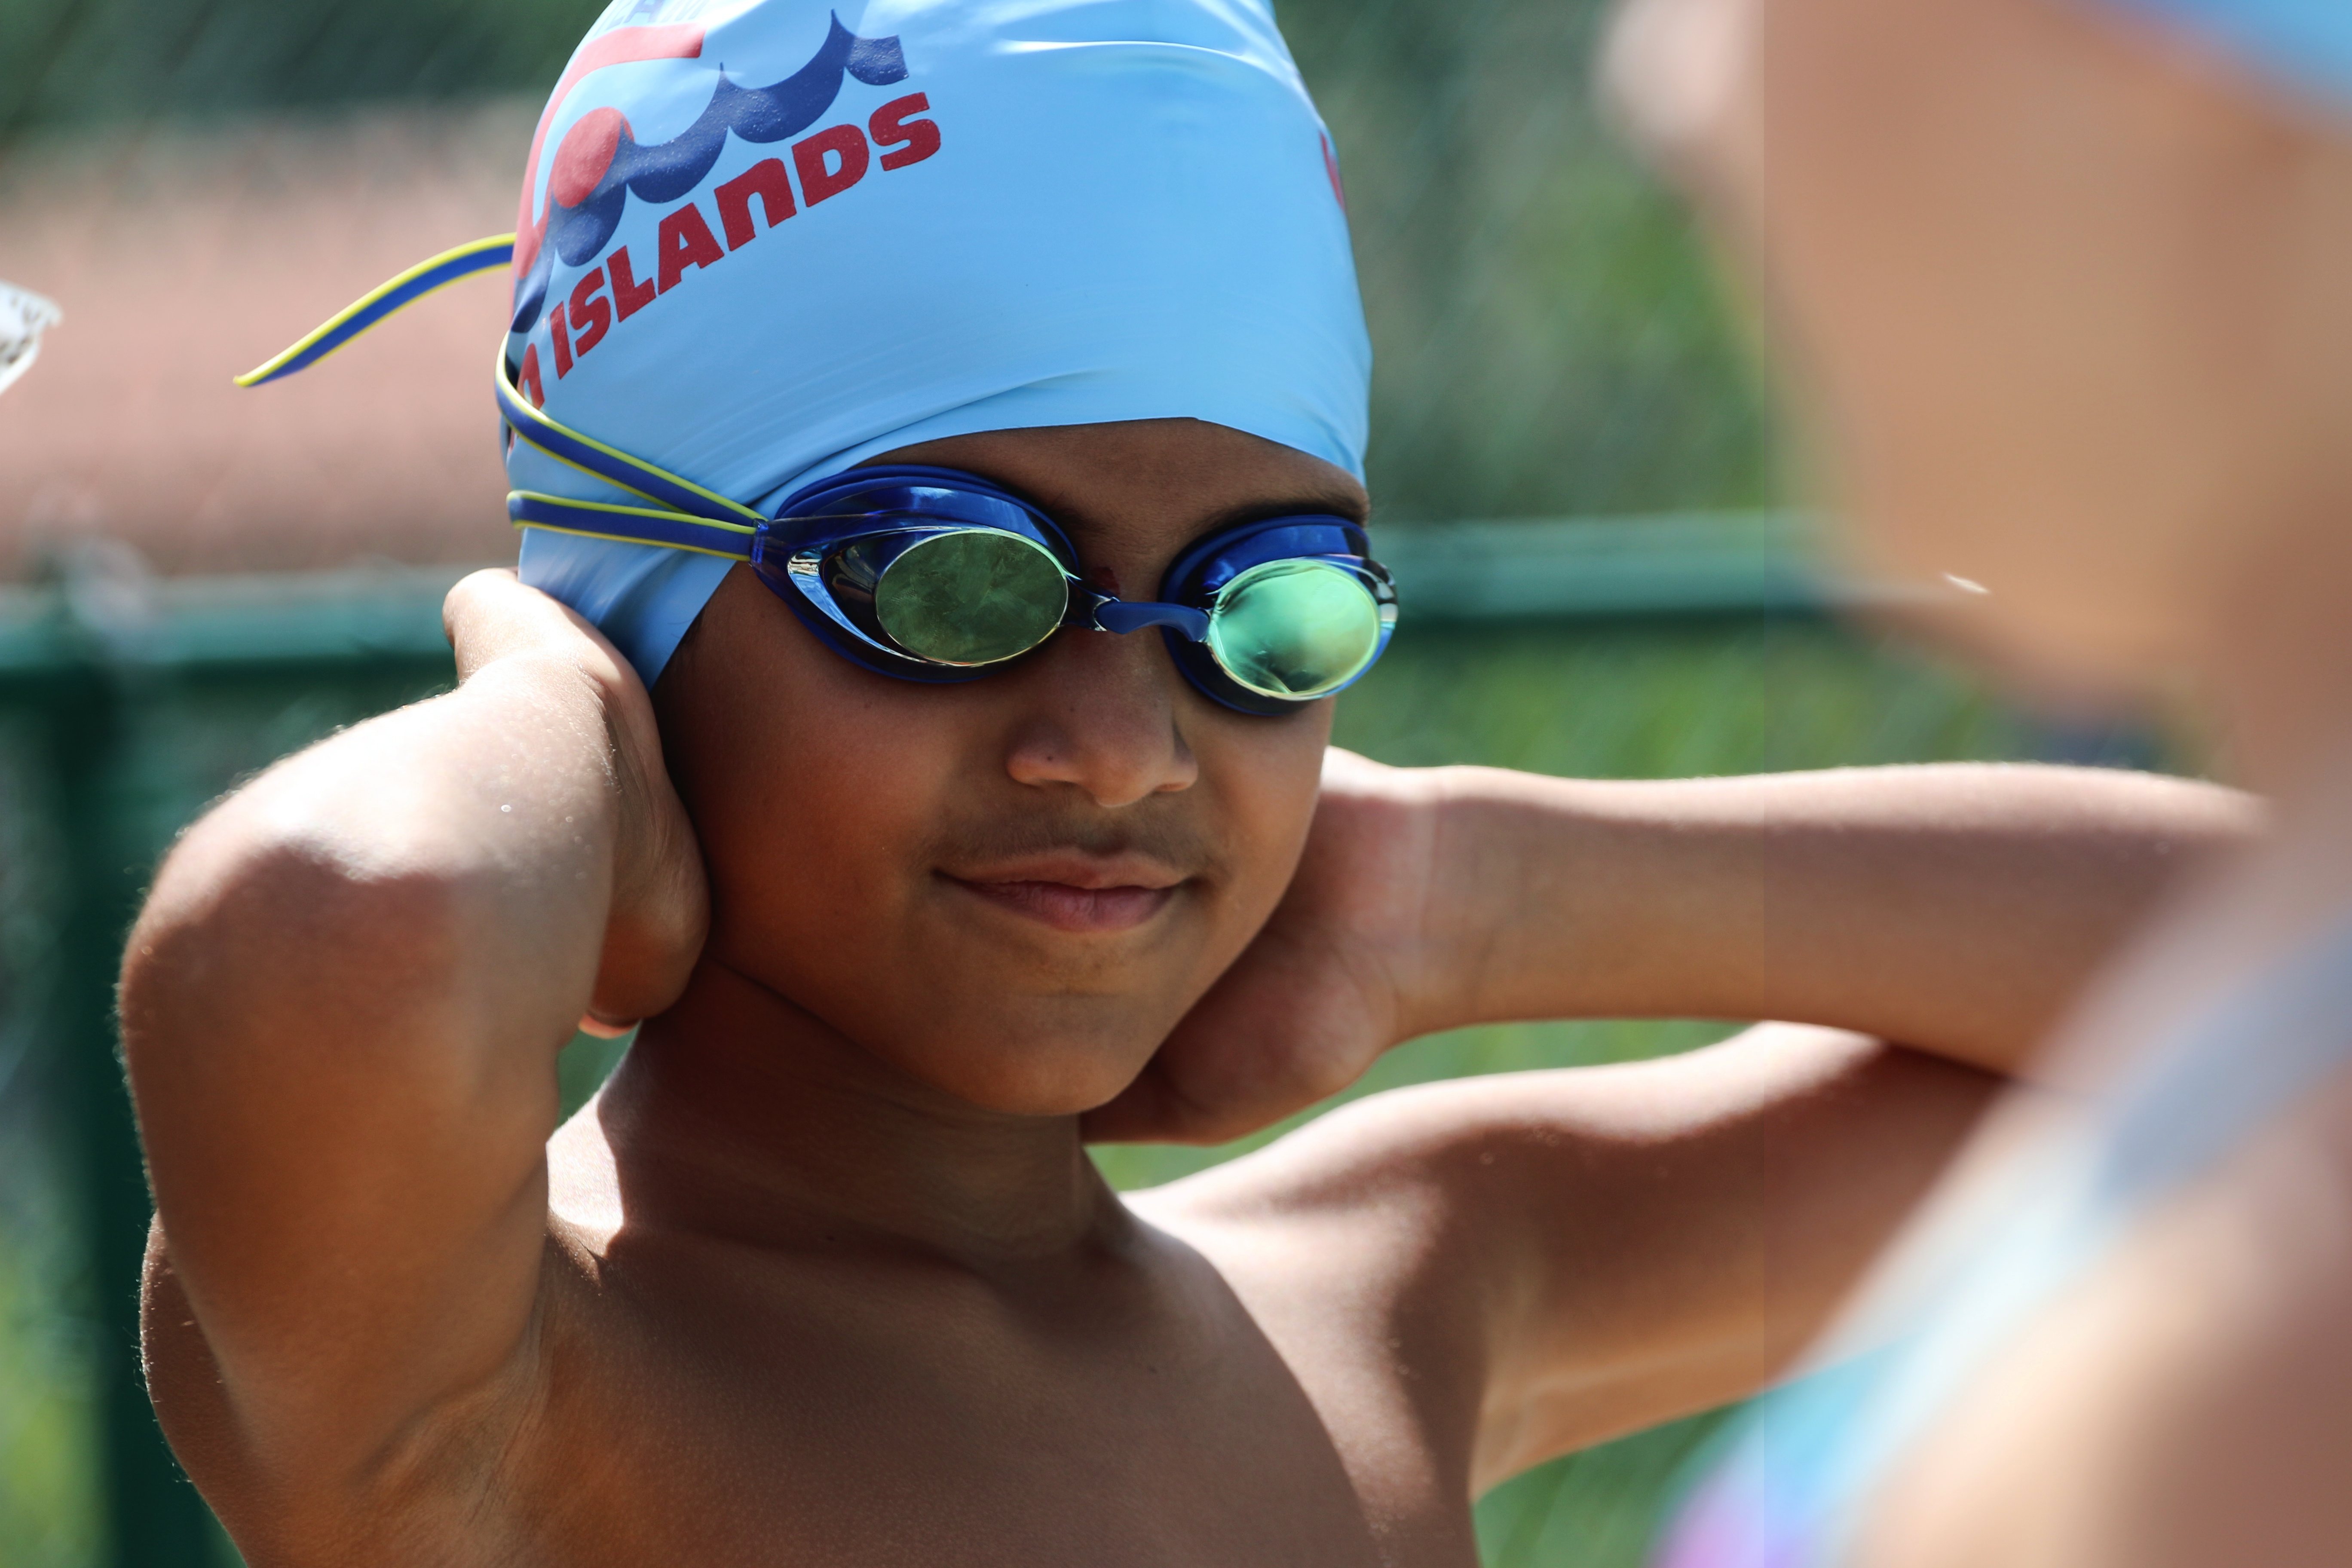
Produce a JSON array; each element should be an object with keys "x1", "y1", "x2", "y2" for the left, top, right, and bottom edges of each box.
[{"x1": 136, "y1": 1, "x2": 2251, "y2": 1561}]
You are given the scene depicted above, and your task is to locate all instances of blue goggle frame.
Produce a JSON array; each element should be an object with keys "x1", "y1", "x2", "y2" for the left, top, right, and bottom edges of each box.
[{"x1": 495, "y1": 352, "x2": 1397, "y2": 714}]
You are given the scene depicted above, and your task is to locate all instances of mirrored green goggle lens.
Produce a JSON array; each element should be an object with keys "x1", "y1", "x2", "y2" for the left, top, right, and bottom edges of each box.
[
  {"x1": 1206, "y1": 560, "x2": 1384, "y2": 700},
  {"x1": 873, "y1": 531, "x2": 1070, "y2": 665}
]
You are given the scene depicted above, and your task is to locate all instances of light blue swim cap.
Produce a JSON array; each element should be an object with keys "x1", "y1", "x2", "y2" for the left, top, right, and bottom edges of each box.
[
  {"x1": 2103, "y1": 0, "x2": 2352, "y2": 107},
  {"x1": 502, "y1": 0, "x2": 1370, "y2": 684}
]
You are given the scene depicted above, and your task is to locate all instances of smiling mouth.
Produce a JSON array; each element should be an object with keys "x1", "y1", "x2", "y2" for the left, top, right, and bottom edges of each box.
[
  {"x1": 940, "y1": 849, "x2": 1187, "y2": 934},
  {"x1": 948, "y1": 878, "x2": 1179, "y2": 933}
]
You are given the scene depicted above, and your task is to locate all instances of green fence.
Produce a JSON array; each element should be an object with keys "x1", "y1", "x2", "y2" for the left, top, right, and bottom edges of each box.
[{"x1": 0, "y1": 519, "x2": 2089, "y2": 1568}]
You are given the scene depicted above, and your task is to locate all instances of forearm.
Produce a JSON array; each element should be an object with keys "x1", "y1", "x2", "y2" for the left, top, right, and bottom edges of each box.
[{"x1": 1421, "y1": 763, "x2": 2257, "y2": 1072}]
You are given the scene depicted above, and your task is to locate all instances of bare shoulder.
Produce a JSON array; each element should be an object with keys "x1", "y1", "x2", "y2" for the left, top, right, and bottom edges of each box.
[
  {"x1": 1120, "y1": 1075, "x2": 1546, "y2": 1534},
  {"x1": 1131, "y1": 1023, "x2": 1930, "y2": 1280},
  {"x1": 1120, "y1": 1068, "x2": 1525, "y2": 1335},
  {"x1": 1135, "y1": 1026, "x2": 1995, "y2": 1493},
  {"x1": 138, "y1": 1108, "x2": 653, "y2": 1565},
  {"x1": 1124, "y1": 1065, "x2": 1571, "y2": 1297},
  {"x1": 1870, "y1": 1070, "x2": 2352, "y2": 1568},
  {"x1": 1120, "y1": 1025, "x2": 1891, "y2": 1386}
]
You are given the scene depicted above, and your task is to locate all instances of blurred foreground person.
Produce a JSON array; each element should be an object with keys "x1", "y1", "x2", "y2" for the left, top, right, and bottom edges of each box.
[
  {"x1": 1592, "y1": 0, "x2": 2352, "y2": 1562},
  {"x1": 123, "y1": 0, "x2": 2260, "y2": 1562}
]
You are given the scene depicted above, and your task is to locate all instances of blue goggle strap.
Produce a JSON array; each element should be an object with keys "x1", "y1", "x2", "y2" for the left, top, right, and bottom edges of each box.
[
  {"x1": 505, "y1": 490, "x2": 758, "y2": 560},
  {"x1": 493, "y1": 349, "x2": 766, "y2": 551},
  {"x1": 229, "y1": 229, "x2": 766, "y2": 557},
  {"x1": 236, "y1": 234, "x2": 518, "y2": 387}
]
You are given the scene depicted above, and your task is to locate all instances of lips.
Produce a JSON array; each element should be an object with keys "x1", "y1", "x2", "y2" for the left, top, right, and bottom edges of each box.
[{"x1": 942, "y1": 852, "x2": 1186, "y2": 935}]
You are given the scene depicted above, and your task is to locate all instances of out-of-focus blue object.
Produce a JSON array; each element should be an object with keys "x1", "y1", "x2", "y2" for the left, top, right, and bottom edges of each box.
[
  {"x1": 501, "y1": 0, "x2": 1371, "y2": 685},
  {"x1": 1649, "y1": 24, "x2": 2352, "y2": 1562},
  {"x1": 1655, "y1": 910, "x2": 2352, "y2": 1568},
  {"x1": 2105, "y1": 0, "x2": 2352, "y2": 105}
]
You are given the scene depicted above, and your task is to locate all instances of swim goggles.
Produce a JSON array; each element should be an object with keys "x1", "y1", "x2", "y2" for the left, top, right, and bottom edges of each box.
[
  {"x1": 491, "y1": 355, "x2": 1396, "y2": 714},
  {"x1": 232, "y1": 233, "x2": 1396, "y2": 714}
]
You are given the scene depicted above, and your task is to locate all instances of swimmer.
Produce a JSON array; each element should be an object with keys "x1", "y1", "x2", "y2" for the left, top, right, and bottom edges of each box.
[{"x1": 124, "y1": 1, "x2": 2252, "y2": 1562}]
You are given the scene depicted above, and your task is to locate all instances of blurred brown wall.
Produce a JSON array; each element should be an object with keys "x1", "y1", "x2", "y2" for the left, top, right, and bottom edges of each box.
[{"x1": 0, "y1": 102, "x2": 535, "y2": 580}]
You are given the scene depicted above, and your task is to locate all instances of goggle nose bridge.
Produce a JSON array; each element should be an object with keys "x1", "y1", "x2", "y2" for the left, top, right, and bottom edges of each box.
[{"x1": 1078, "y1": 595, "x2": 1212, "y2": 641}]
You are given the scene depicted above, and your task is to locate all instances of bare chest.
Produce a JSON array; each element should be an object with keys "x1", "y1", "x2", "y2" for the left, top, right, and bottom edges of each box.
[{"x1": 450, "y1": 1233, "x2": 1480, "y2": 1568}]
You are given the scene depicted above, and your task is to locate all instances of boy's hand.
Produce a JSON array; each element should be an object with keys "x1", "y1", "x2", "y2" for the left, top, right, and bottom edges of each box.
[
  {"x1": 444, "y1": 570, "x2": 708, "y2": 1030},
  {"x1": 1084, "y1": 750, "x2": 1449, "y2": 1144}
]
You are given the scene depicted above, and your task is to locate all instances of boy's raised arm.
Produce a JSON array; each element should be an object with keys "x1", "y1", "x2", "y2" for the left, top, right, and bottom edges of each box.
[
  {"x1": 120, "y1": 570, "x2": 704, "y2": 1495},
  {"x1": 1140, "y1": 754, "x2": 2257, "y2": 1495},
  {"x1": 1096, "y1": 753, "x2": 2259, "y2": 1142}
]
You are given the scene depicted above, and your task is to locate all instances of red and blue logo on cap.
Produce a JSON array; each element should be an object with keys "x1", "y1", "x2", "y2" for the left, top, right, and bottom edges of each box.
[{"x1": 507, "y1": 10, "x2": 943, "y2": 405}]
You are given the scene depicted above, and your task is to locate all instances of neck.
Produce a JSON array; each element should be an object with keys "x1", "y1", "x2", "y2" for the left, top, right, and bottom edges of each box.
[{"x1": 595, "y1": 958, "x2": 1120, "y2": 1265}]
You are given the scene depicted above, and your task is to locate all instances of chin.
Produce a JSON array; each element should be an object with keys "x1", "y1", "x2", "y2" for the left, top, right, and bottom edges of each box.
[
  {"x1": 913, "y1": 1054, "x2": 1150, "y2": 1119},
  {"x1": 885, "y1": 1016, "x2": 1164, "y2": 1118}
]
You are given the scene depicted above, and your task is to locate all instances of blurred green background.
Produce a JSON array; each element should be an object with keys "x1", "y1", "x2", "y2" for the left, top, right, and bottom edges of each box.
[{"x1": 0, "y1": 0, "x2": 2060, "y2": 1564}]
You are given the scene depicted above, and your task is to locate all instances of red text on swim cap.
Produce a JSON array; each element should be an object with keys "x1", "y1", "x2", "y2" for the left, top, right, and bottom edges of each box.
[{"x1": 542, "y1": 93, "x2": 943, "y2": 379}]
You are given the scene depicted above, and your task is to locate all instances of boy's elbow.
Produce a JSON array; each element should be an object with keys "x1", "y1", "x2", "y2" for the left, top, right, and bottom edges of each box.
[{"x1": 122, "y1": 797, "x2": 494, "y2": 1075}]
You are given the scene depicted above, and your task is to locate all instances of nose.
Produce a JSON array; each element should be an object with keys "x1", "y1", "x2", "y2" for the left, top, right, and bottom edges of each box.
[{"x1": 1002, "y1": 626, "x2": 1199, "y2": 808}]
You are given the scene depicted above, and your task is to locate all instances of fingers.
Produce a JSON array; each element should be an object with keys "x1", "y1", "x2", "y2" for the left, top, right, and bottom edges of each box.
[
  {"x1": 441, "y1": 569, "x2": 634, "y2": 695},
  {"x1": 1085, "y1": 931, "x2": 1385, "y2": 1145},
  {"x1": 588, "y1": 741, "x2": 710, "y2": 1025},
  {"x1": 581, "y1": 646, "x2": 709, "y2": 1026},
  {"x1": 1082, "y1": 1013, "x2": 1368, "y2": 1145},
  {"x1": 1318, "y1": 744, "x2": 1386, "y2": 786}
]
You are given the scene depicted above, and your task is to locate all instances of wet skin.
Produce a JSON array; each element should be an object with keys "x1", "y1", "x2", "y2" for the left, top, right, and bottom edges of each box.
[{"x1": 122, "y1": 414, "x2": 2247, "y2": 1565}]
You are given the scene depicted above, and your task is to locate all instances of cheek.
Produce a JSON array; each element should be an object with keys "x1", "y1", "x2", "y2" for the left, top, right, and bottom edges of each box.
[
  {"x1": 663, "y1": 568, "x2": 1336, "y2": 1112},
  {"x1": 692, "y1": 674, "x2": 971, "y2": 996},
  {"x1": 662, "y1": 586, "x2": 977, "y2": 1011},
  {"x1": 1184, "y1": 706, "x2": 1332, "y2": 974}
]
